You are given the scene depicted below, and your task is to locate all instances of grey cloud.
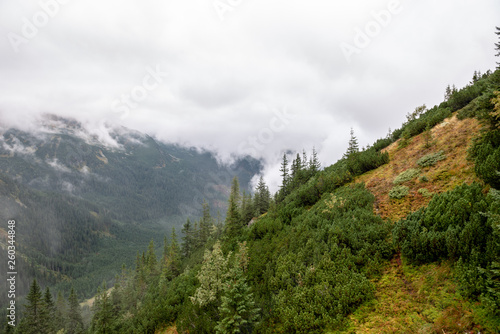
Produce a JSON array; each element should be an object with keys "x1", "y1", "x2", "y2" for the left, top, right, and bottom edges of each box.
[{"x1": 0, "y1": 0, "x2": 499, "y2": 191}]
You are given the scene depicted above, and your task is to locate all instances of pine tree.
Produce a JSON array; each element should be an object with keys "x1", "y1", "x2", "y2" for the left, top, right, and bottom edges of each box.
[
  {"x1": 495, "y1": 26, "x2": 500, "y2": 68},
  {"x1": 66, "y1": 288, "x2": 84, "y2": 334},
  {"x1": 224, "y1": 177, "x2": 242, "y2": 239},
  {"x1": 163, "y1": 228, "x2": 181, "y2": 281},
  {"x1": 54, "y1": 290, "x2": 67, "y2": 332},
  {"x1": 146, "y1": 239, "x2": 158, "y2": 278},
  {"x1": 162, "y1": 235, "x2": 169, "y2": 265},
  {"x1": 241, "y1": 191, "x2": 255, "y2": 225},
  {"x1": 191, "y1": 241, "x2": 230, "y2": 307},
  {"x1": 445, "y1": 84, "x2": 453, "y2": 101},
  {"x1": 91, "y1": 282, "x2": 114, "y2": 334},
  {"x1": 110, "y1": 274, "x2": 123, "y2": 316},
  {"x1": 181, "y1": 218, "x2": 193, "y2": 258},
  {"x1": 18, "y1": 279, "x2": 44, "y2": 334},
  {"x1": 40, "y1": 287, "x2": 56, "y2": 333},
  {"x1": 290, "y1": 153, "x2": 303, "y2": 186},
  {"x1": 302, "y1": 149, "x2": 308, "y2": 170},
  {"x1": 343, "y1": 128, "x2": 359, "y2": 159},
  {"x1": 423, "y1": 123, "x2": 434, "y2": 149},
  {"x1": 254, "y1": 176, "x2": 270, "y2": 215},
  {"x1": 309, "y1": 147, "x2": 321, "y2": 173},
  {"x1": 200, "y1": 200, "x2": 213, "y2": 245},
  {"x1": 279, "y1": 153, "x2": 290, "y2": 199},
  {"x1": 215, "y1": 243, "x2": 260, "y2": 334}
]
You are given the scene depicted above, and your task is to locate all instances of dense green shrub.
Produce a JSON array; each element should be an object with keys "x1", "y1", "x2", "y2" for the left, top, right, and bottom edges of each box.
[
  {"x1": 371, "y1": 137, "x2": 393, "y2": 152},
  {"x1": 248, "y1": 184, "x2": 393, "y2": 333},
  {"x1": 399, "y1": 107, "x2": 452, "y2": 141},
  {"x1": 448, "y1": 80, "x2": 489, "y2": 112},
  {"x1": 417, "y1": 151, "x2": 446, "y2": 167},
  {"x1": 417, "y1": 188, "x2": 433, "y2": 197},
  {"x1": 469, "y1": 130, "x2": 500, "y2": 188},
  {"x1": 392, "y1": 183, "x2": 493, "y2": 264},
  {"x1": 389, "y1": 185, "x2": 409, "y2": 199},
  {"x1": 345, "y1": 149, "x2": 390, "y2": 177},
  {"x1": 393, "y1": 168, "x2": 420, "y2": 185}
]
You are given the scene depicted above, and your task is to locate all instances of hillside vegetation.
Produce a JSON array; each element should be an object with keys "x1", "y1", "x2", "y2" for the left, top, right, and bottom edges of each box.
[
  {"x1": 4, "y1": 67, "x2": 500, "y2": 333},
  {"x1": 0, "y1": 122, "x2": 259, "y2": 331}
]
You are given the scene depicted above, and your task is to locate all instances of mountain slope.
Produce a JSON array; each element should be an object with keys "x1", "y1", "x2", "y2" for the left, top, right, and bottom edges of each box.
[
  {"x1": 357, "y1": 114, "x2": 482, "y2": 221},
  {"x1": 0, "y1": 116, "x2": 260, "y2": 310}
]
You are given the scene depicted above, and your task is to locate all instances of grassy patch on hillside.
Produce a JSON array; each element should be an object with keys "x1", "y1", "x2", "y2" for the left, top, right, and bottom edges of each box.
[
  {"x1": 331, "y1": 255, "x2": 490, "y2": 334},
  {"x1": 356, "y1": 115, "x2": 482, "y2": 221}
]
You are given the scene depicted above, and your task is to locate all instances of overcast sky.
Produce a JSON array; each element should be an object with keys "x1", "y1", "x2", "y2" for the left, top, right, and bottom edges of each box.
[{"x1": 0, "y1": 0, "x2": 498, "y2": 191}]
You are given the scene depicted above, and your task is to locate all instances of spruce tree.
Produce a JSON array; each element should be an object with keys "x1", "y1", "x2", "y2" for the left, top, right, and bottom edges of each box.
[
  {"x1": 254, "y1": 176, "x2": 270, "y2": 215},
  {"x1": 309, "y1": 147, "x2": 321, "y2": 173},
  {"x1": 54, "y1": 290, "x2": 67, "y2": 332},
  {"x1": 146, "y1": 239, "x2": 158, "y2": 278},
  {"x1": 66, "y1": 288, "x2": 84, "y2": 334},
  {"x1": 191, "y1": 241, "x2": 230, "y2": 308},
  {"x1": 302, "y1": 149, "x2": 308, "y2": 170},
  {"x1": 215, "y1": 243, "x2": 260, "y2": 334},
  {"x1": 224, "y1": 177, "x2": 242, "y2": 239},
  {"x1": 18, "y1": 279, "x2": 44, "y2": 334},
  {"x1": 163, "y1": 228, "x2": 181, "y2": 281},
  {"x1": 181, "y1": 218, "x2": 193, "y2": 258},
  {"x1": 279, "y1": 153, "x2": 289, "y2": 198},
  {"x1": 200, "y1": 200, "x2": 213, "y2": 244},
  {"x1": 445, "y1": 85, "x2": 453, "y2": 101},
  {"x1": 495, "y1": 26, "x2": 500, "y2": 68},
  {"x1": 91, "y1": 283, "x2": 114, "y2": 334},
  {"x1": 240, "y1": 191, "x2": 254, "y2": 225},
  {"x1": 41, "y1": 287, "x2": 56, "y2": 333},
  {"x1": 290, "y1": 153, "x2": 303, "y2": 187},
  {"x1": 110, "y1": 274, "x2": 123, "y2": 316},
  {"x1": 343, "y1": 128, "x2": 359, "y2": 159}
]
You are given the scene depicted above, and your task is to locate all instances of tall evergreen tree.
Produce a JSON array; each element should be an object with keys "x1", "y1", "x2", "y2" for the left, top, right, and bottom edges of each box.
[
  {"x1": 110, "y1": 274, "x2": 123, "y2": 317},
  {"x1": 309, "y1": 147, "x2": 321, "y2": 173},
  {"x1": 66, "y1": 288, "x2": 84, "y2": 334},
  {"x1": 40, "y1": 287, "x2": 56, "y2": 333},
  {"x1": 181, "y1": 218, "x2": 194, "y2": 258},
  {"x1": 254, "y1": 176, "x2": 270, "y2": 215},
  {"x1": 445, "y1": 84, "x2": 453, "y2": 101},
  {"x1": 290, "y1": 153, "x2": 302, "y2": 185},
  {"x1": 240, "y1": 191, "x2": 255, "y2": 225},
  {"x1": 146, "y1": 239, "x2": 158, "y2": 278},
  {"x1": 224, "y1": 177, "x2": 243, "y2": 239},
  {"x1": 495, "y1": 26, "x2": 500, "y2": 68},
  {"x1": 200, "y1": 199, "x2": 213, "y2": 245},
  {"x1": 302, "y1": 149, "x2": 308, "y2": 170},
  {"x1": 191, "y1": 241, "x2": 230, "y2": 308},
  {"x1": 18, "y1": 279, "x2": 44, "y2": 334},
  {"x1": 54, "y1": 290, "x2": 67, "y2": 332},
  {"x1": 279, "y1": 153, "x2": 290, "y2": 198},
  {"x1": 343, "y1": 128, "x2": 359, "y2": 159},
  {"x1": 215, "y1": 243, "x2": 260, "y2": 334},
  {"x1": 91, "y1": 282, "x2": 114, "y2": 334},
  {"x1": 163, "y1": 227, "x2": 182, "y2": 281}
]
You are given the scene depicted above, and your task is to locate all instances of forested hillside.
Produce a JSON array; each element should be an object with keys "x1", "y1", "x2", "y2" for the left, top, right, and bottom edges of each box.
[
  {"x1": 0, "y1": 118, "x2": 260, "y2": 331},
  {"x1": 8, "y1": 67, "x2": 495, "y2": 334}
]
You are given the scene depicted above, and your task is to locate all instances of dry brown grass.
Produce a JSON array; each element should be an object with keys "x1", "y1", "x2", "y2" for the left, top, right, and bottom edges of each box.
[
  {"x1": 356, "y1": 115, "x2": 482, "y2": 221},
  {"x1": 155, "y1": 325, "x2": 179, "y2": 334},
  {"x1": 331, "y1": 255, "x2": 486, "y2": 334},
  {"x1": 329, "y1": 114, "x2": 491, "y2": 334}
]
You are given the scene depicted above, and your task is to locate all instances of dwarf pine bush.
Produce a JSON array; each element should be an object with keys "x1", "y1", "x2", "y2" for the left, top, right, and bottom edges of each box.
[
  {"x1": 417, "y1": 150, "x2": 446, "y2": 168},
  {"x1": 393, "y1": 169, "x2": 420, "y2": 185}
]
